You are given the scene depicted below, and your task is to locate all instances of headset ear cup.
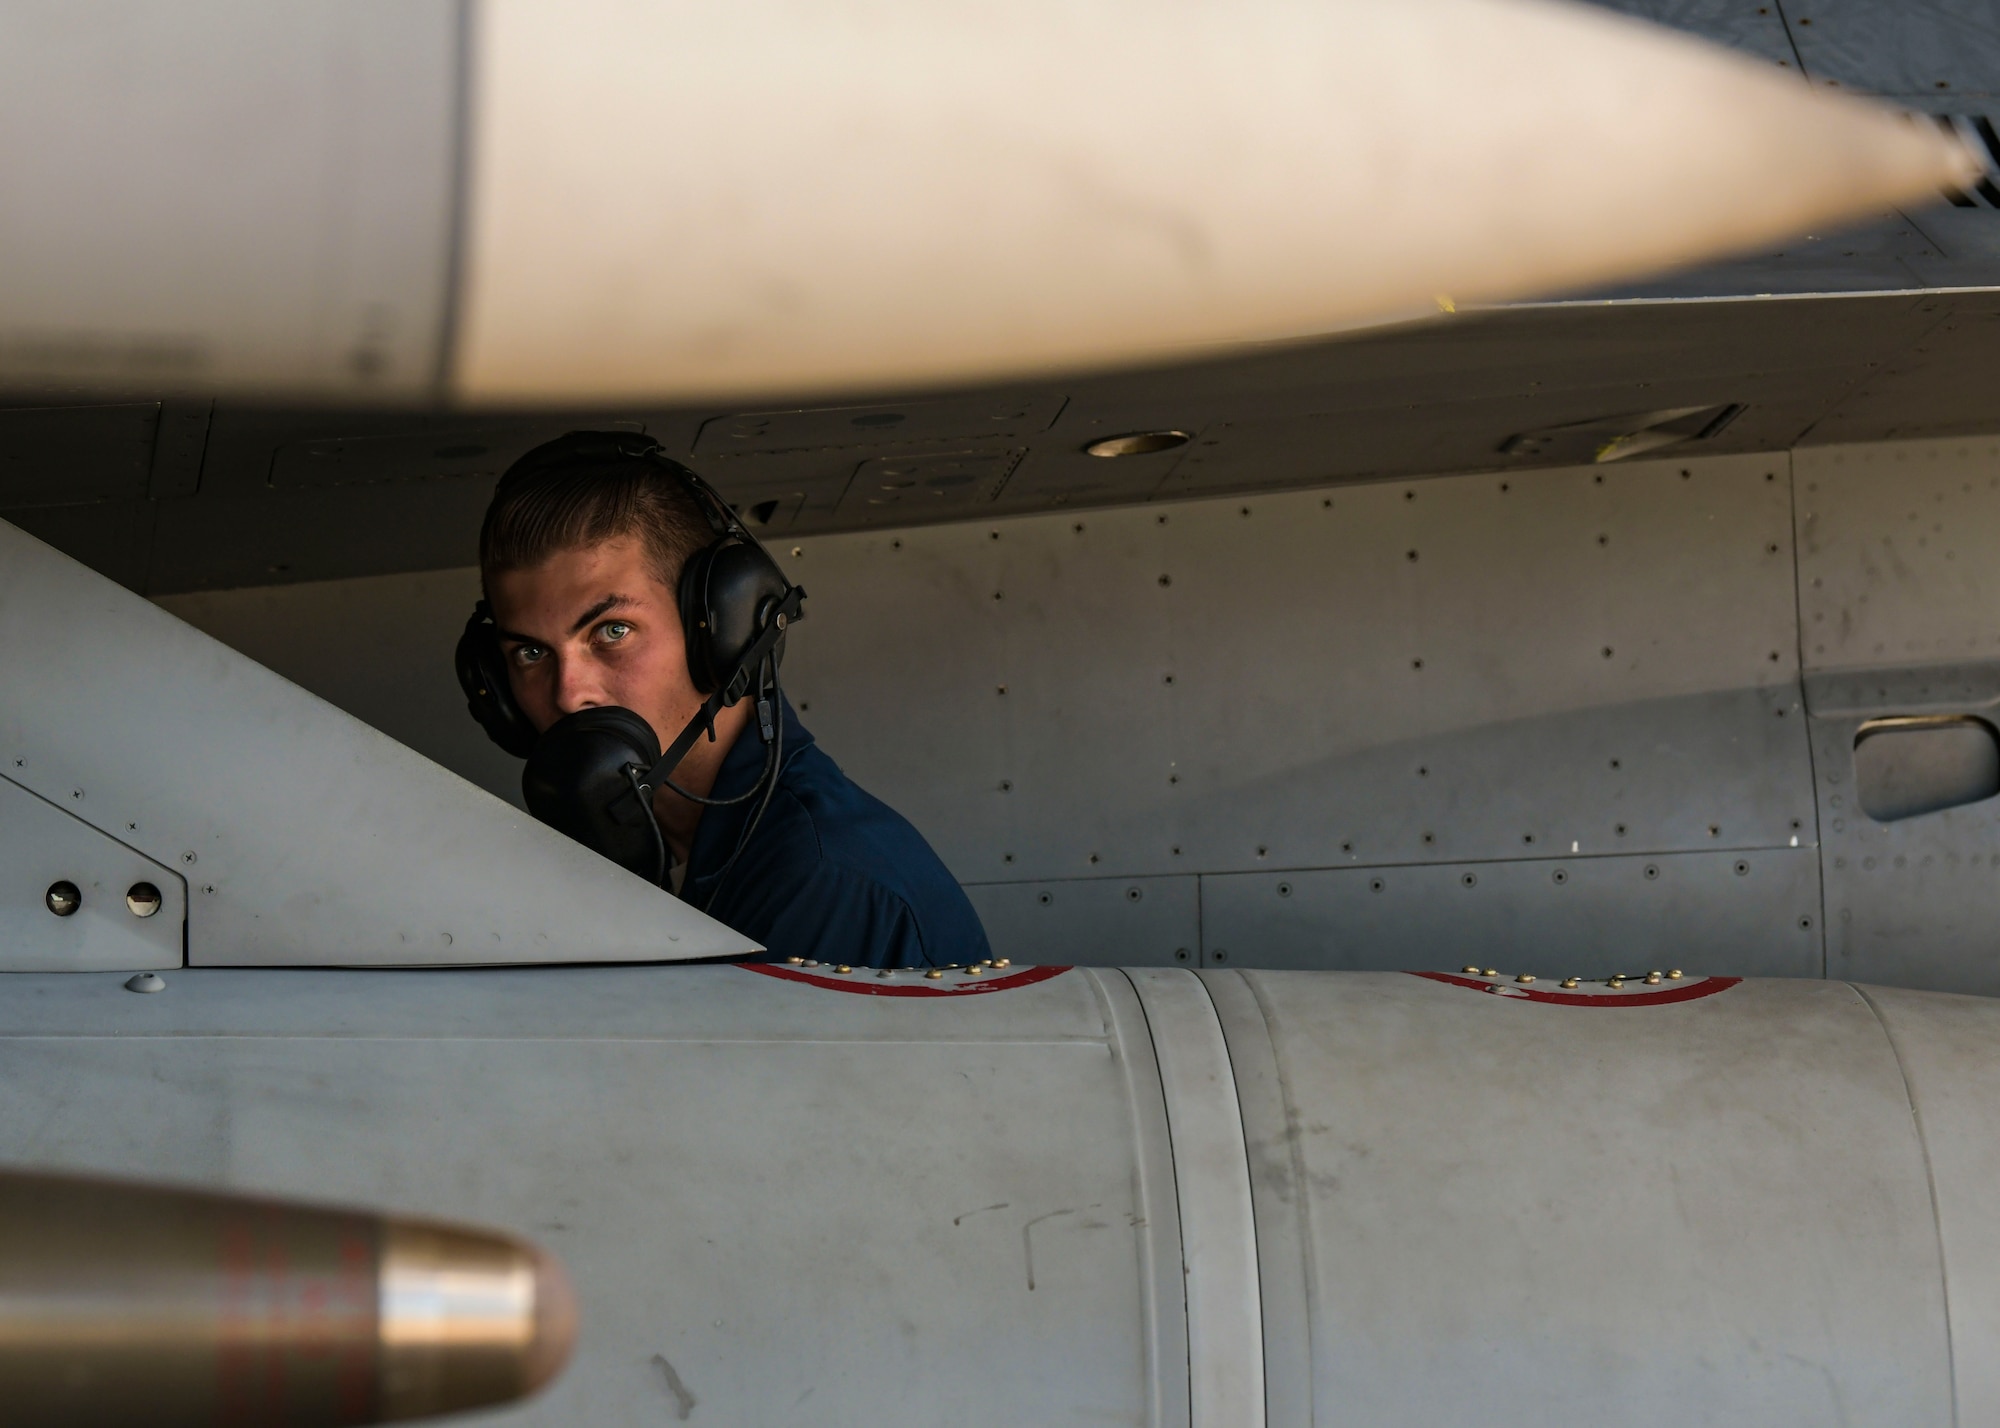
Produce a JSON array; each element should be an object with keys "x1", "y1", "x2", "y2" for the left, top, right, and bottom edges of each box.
[
  {"x1": 682, "y1": 538, "x2": 793, "y2": 704},
  {"x1": 677, "y1": 542, "x2": 721, "y2": 695},
  {"x1": 455, "y1": 604, "x2": 540, "y2": 758}
]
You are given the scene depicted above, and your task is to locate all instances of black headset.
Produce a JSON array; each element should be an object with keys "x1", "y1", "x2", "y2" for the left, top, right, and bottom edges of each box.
[{"x1": 455, "y1": 431, "x2": 807, "y2": 897}]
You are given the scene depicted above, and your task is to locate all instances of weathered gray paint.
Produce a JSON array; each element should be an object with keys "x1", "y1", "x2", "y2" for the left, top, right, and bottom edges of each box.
[{"x1": 0, "y1": 964, "x2": 1993, "y2": 1424}]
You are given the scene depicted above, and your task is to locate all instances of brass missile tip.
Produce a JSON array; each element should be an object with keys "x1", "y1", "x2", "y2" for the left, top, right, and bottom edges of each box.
[{"x1": 379, "y1": 1221, "x2": 579, "y2": 1418}]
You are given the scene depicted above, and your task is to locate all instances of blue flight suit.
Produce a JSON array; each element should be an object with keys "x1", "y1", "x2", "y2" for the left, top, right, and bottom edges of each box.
[{"x1": 681, "y1": 696, "x2": 991, "y2": 969}]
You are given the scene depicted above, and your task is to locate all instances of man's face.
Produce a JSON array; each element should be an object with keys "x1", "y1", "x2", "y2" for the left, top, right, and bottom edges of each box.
[{"x1": 485, "y1": 536, "x2": 698, "y2": 743}]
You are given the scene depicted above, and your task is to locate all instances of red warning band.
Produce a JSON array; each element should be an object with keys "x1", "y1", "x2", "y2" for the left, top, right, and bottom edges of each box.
[
  {"x1": 741, "y1": 962, "x2": 1072, "y2": 997},
  {"x1": 1409, "y1": 970, "x2": 1742, "y2": 1007}
]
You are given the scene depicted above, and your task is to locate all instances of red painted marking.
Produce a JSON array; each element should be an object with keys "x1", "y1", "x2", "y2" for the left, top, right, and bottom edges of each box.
[
  {"x1": 740, "y1": 962, "x2": 1071, "y2": 997},
  {"x1": 1409, "y1": 970, "x2": 1741, "y2": 1007}
]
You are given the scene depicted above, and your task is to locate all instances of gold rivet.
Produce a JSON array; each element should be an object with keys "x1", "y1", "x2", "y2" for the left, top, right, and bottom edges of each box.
[
  {"x1": 964, "y1": 965, "x2": 982, "y2": 976},
  {"x1": 835, "y1": 965, "x2": 852, "y2": 974},
  {"x1": 1561, "y1": 977, "x2": 1580, "y2": 989},
  {"x1": 877, "y1": 969, "x2": 896, "y2": 978},
  {"x1": 1484, "y1": 969, "x2": 1499, "y2": 978},
  {"x1": 1516, "y1": 974, "x2": 1536, "y2": 984},
  {"x1": 1462, "y1": 965, "x2": 1480, "y2": 974},
  {"x1": 925, "y1": 969, "x2": 944, "y2": 980},
  {"x1": 785, "y1": 957, "x2": 803, "y2": 965},
  {"x1": 1648, "y1": 969, "x2": 1663, "y2": 980},
  {"x1": 994, "y1": 958, "x2": 1011, "y2": 967},
  {"x1": 1609, "y1": 976, "x2": 1625, "y2": 987},
  {"x1": 1668, "y1": 969, "x2": 1684, "y2": 979},
  {"x1": 1645, "y1": 972, "x2": 1662, "y2": 984}
]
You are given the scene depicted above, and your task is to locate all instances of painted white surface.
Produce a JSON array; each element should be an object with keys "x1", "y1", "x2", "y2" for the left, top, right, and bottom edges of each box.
[
  {"x1": 456, "y1": 0, "x2": 1972, "y2": 401},
  {"x1": 0, "y1": 520, "x2": 754, "y2": 966}
]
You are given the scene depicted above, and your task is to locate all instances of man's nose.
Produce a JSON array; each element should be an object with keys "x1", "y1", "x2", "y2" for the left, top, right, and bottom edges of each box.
[{"x1": 551, "y1": 656, "x2": 611, "y2": 716}]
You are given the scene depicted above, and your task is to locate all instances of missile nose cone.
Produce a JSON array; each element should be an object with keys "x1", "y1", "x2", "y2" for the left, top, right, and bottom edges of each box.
[
  {"x1": 377, "y1": 1222, "x2": 579, "y2": 1419},
  {"x1": 0, "y1": 1169, "x2": 576, "y2": 1427},
  {"x1": 525, "y1": 1243, "x2": 579, "y2": 1397}
]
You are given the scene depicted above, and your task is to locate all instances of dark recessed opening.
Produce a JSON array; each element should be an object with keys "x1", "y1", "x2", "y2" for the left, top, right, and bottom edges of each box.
[
  {"x1": 1084, "y1": 430, "x2": 1191, "y2": 458},
  {"x1": 1854, "y1": 715, "x2": 2000, "y2": 822}
]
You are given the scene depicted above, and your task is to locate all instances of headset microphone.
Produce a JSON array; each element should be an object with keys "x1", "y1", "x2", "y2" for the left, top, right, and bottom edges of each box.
[{"x1": 456, "y1": 432, "x2": 806, "y2": 900}]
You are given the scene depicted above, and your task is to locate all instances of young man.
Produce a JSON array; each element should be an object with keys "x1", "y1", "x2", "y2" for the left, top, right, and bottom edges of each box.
[{"x1": 477, "y1": 433, "x2": 990, "y2": 970}]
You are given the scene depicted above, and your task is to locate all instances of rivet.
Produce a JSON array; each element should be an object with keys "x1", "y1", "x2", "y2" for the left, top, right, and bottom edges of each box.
[
  {"x1": 44, "y1": 881, "x2": 80, "y2": 917},
  {"x1": 835, "y1": 965, "x2": 852, "y2": 974},
  {"x1": 1483, "y1": 969, "x2": 1499, "y2": 978},
  {"x1": 1668, "y1": 969, "x2": 1684, "y2": 979},
  {"x1": 125, "y1": 883, "x2": 162, "y2": 918},
  {"x1": 925, "y1": 969, "x2": 944, "y2": 979},
  {"x1": 785, "y1": 956, "x2": 804, "y2": 965},
  {"x1": 803, "y1": 960, "x2": 820, "y2": 968},
  {"x1": 1609, "y1": 976, "x2": 1625, "y2": 987},
  {"x1": 1516, "y1": 974, "x2": 1536, "y2": 984},
  {"x1": 878, "y1": 969, "x2": 896, "y2": 978},
  {"x1": 1561, "y1": 977, "x2": 1580, "y2": 989},
  {"x1": 1462, "y1": 965, "x2": 1480, "y2": 974},
  {"x1": 124, "y1": 973, "x2": 166, "y2": 995},
  {"x1": 1645, "y1": 972, "x2": 1663, "y2": 984},
  {"x1": 994, "y1": 958, "x2": 1011, "y2": 967}
]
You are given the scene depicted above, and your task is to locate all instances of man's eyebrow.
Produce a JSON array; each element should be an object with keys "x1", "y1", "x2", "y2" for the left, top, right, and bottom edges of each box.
[
  {"x1": 567, "y1": 594, "x2": 633, "y2": 635},
  {"x1": 491, "y1": 594, "x2": 635, "y2": 646}
]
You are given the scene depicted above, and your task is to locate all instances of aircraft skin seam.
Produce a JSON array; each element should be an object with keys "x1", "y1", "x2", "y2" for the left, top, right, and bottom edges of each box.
[
  {"x1": 1852, "y1": 983, "x2": 1960, "y2": 1428},
  {"x1": 1780, "y1": 451, "x2": 1832, "y2": 979},
  {"x1": 1121, "y1": 966, "x2": 1266, "y2": 1428}
]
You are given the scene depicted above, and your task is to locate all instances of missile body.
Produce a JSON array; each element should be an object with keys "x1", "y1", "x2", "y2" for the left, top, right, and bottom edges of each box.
[
  {"x1": 0, "y1": 1171, "x2": 575, "y2": 1427},
  {"x1": 0, "y1": 0, "x2": 1976, "y2": 406},
  {"x1": 3, "y1": 962, "x2": 1998, "y2": 1425}
]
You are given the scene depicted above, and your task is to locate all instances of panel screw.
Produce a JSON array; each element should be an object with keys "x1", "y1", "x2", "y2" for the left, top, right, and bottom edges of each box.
[
  {"x1": 125, "y1": 883, "x2": 162, "y2": 918},
  {"x1": 1369, "y1": 878, "x2": 1385, "y2": 892},
  {"x1": 1126, "y1": 886, "x2": 1144, "y2": 902},
  {"x1": 1212, "y1": 949, "x2": 1230, "y2": 964},
  {"x1": 1644, "y1": 864, "x2": 1660, "y2": 880},
  {"x1": 1276, "y1": 882, "x2": 1292, "y2": 898},
  {"x1": 1734, "y1": 860, "x2": 1750, "y2": 876},
  {"x1": 124, "y1": 973, "x2": 165, "y2": 994},
  {"x1": 1461, "y1": 873, "x2": 1477, "y2": 888},
  {"x1": 45, "y1": 881, "x2": 80, "y2": 916},
  {"x1": 1176, "y1": 948, "x2": 1192, "y2": 962},
  {"x1": 1038, "y1": 892, "x2": 1053, "y2": 906}
]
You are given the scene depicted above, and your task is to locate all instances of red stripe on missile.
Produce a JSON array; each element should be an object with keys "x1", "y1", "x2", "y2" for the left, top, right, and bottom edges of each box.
[
  {"x1": 741, "y1": 962, "x2": 1072, "y2": 997},
  {"x1": 1408, "y1": 970, "x2": 1741, "y2": 1006}
]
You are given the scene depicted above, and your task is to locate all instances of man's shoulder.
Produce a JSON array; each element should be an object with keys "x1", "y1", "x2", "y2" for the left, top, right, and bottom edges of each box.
[{"x1": 708, "y1": 747, "x2": 990, "y2": 967}]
